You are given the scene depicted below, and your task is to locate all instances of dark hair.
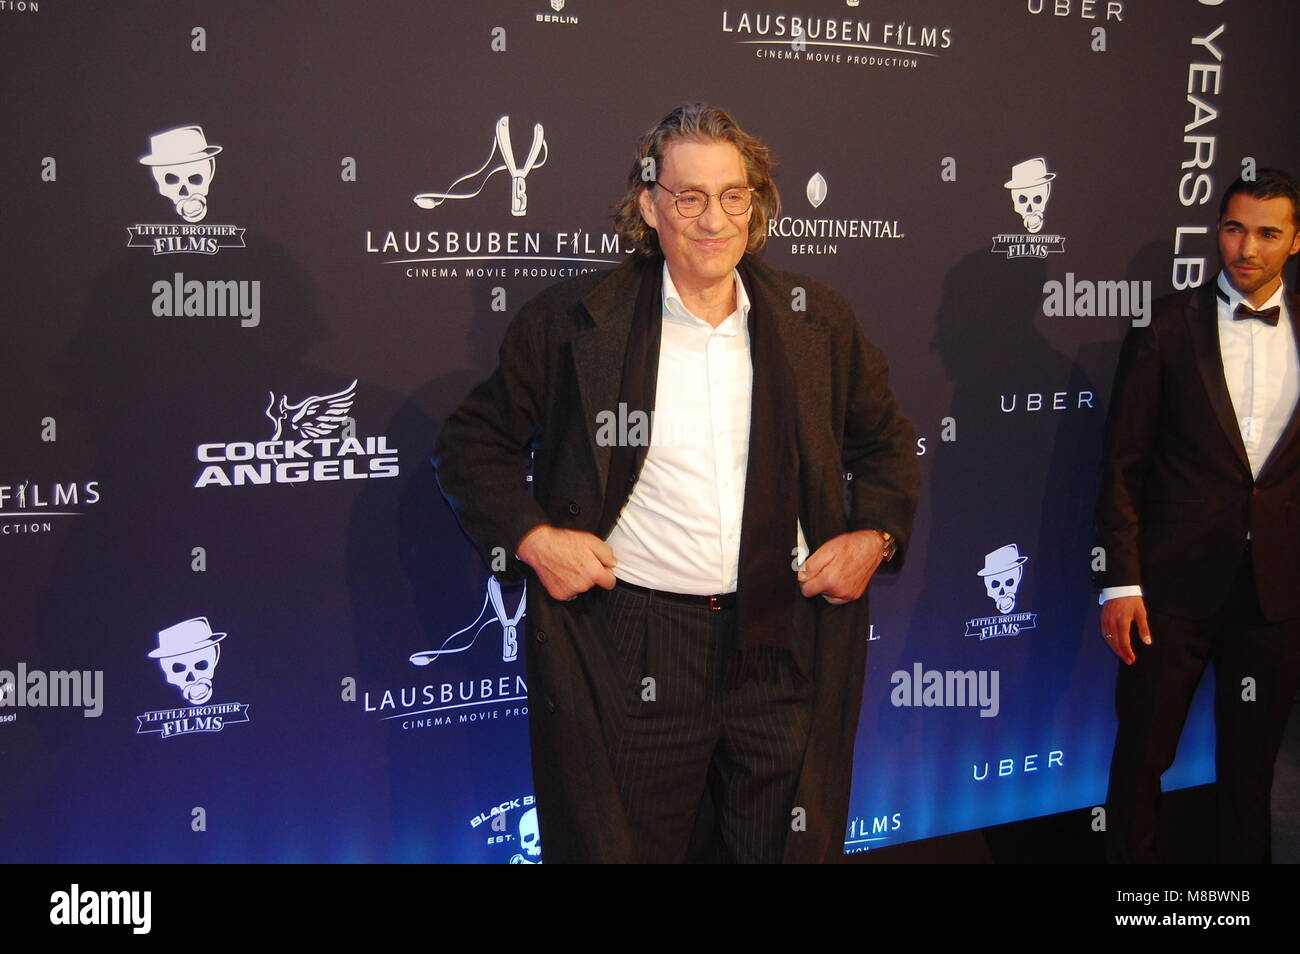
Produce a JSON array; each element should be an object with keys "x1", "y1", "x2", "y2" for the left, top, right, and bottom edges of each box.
[
  {"x1": 1218, "y1": 168, "x2": 1300, "y2": 225},
  {"x1": 613, "y1": 103, "x2": 780, "y2": 257}
]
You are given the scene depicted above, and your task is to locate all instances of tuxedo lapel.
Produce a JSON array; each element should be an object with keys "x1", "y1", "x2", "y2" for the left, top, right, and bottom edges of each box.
[
  {"x1": 1187, "y1": 283, "x2": 1252, "y2": 473},
  {"x1": 1257, "y1": 289, "x2": 1300, "y2": 483}
]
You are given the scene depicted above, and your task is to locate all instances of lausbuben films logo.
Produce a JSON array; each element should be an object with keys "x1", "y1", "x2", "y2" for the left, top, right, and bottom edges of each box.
[
  {"x1": 135, "y1": 616, "x2": 251, "y2": 739},
  {"x1": 127, "y1": 125, "x2": 246, "y2": 255},
  {"x1": 193, "y1": 379, "x2": 400, "y2": 488},
  {"x1": 991, "y1": 157, "x2": 1065, "y2": 258},
  {"x1": 720, "y1": 8, "x2": 952, "y2": 70},
  {"x1": 365, "y1": 113, "x2": 628, "y2": 280},
  {"x1": 845, "y1": 809, "x2": 903, "y2": 853},
  {"x1": 415, "y1": 115, "x2": 549, "y2": 218},
  {"x1": 0, "y1": 479, "x2": 101, "y2": 537},
  {"x1": 358, "y1": 576, "x2": 528, "y2": 731}
]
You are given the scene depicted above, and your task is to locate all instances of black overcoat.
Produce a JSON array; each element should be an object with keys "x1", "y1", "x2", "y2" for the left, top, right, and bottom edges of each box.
[{"x1": 434, "y1": 253, "x2": 919, "y2": 862}]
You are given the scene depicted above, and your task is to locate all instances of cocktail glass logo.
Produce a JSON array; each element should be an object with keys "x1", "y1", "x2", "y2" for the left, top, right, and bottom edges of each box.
[
  {"x1": 265, "y1": 379, "x2": 356, "y2": 440},
  {"x1": 991, "y1": 157, "x2": 1065, "y2": 258},
  {"x1": 963, "y1": 544, "x2": 1039, "y2": 640},
  {"x1": 414, "y1": 115, "x2": 548, "y2": 217},
  {"x1": 139, "y1": 125, "x2": 221, "y2": 223},
  {"x1": 410, "y1": 577, "x2": 526, "y2": 666},
  {"x1": 136, "y1": 616, "x2": 251, "y2": 738}
]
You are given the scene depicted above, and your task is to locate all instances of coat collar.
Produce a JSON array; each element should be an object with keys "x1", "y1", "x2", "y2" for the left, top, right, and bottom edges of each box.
[{"x1": 571, "y1": 255, "x2": 831, "y2": 528}]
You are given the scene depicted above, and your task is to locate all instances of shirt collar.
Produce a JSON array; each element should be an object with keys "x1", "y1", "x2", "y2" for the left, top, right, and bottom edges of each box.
[
  {"x1": 1216, "y1": 269, "x2": 1287, "y2": 314},
  {"x1": 661, "y1": 262, "x2": 750, "y2": 335}
]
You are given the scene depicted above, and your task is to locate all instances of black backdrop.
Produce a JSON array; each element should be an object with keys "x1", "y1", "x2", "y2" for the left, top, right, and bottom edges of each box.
[{"x1": 3, "y1": 0, "x2": 1297, "y2": 862}]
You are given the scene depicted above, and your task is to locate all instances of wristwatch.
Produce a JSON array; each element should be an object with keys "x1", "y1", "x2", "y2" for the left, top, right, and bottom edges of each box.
[{"x1": 874, "y1": 530, "x2": 896, "y2": 562}]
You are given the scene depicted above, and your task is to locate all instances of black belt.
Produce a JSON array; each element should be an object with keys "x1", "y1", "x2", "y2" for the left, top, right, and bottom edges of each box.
[{"x1": 615, "y1": 579, "x2": 737, "y2": 611}]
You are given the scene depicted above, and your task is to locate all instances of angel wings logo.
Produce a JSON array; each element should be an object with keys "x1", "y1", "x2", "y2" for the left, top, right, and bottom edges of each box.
[
  {"x1": 265, "y1": 379, "x2": 356, "y2": 440},
  {"x1": 414, "y1": 115, "x2": 548, "y2": 217},
  {"x1": 194, "y1": 379, "x2": 400, "y2": 488}
]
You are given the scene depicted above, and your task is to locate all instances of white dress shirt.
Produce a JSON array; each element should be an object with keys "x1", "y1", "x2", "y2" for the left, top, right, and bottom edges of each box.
[
  {"x1": 606, "y1": 264, "x2": 808, "y2": 595},
  {"x1": 1100, "y1": 272, "x2": 1299, "y2": 604}
]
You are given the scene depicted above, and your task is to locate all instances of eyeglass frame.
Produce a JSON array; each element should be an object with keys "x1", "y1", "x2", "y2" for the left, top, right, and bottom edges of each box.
[{"x1": 653, "y1": 180, "x2": 757, "y2": 218}]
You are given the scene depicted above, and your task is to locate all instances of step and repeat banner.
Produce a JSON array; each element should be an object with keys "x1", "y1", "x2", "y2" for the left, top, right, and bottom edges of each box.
[{"x1": 3, "y1": 0, "x2": 1297, "y2": 862}]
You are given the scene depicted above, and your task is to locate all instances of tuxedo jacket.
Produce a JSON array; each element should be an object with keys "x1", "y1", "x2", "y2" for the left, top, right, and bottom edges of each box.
[
  {"x1": 433, "y1": 253, "x2": 919, "y2": 862},
  {"x1": 1096, "y1": 283, "x2": 1300, "y2": 621}
]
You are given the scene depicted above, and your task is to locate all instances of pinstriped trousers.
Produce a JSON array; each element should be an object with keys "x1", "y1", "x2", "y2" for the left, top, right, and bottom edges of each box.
[{"x1": 591, "y1": 581, "x2": 814, "y2": 863}]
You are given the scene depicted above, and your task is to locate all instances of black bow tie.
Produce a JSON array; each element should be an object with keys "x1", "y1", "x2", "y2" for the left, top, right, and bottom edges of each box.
[
  {"x1": 1234, "y1": 302, "x2": 1281, "y2": 326},
  {"x1": 1218, "y1": 285, "x2": 1282, "y2": 325}
]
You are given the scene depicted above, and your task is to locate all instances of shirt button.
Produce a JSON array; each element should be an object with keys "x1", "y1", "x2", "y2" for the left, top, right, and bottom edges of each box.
[
  {"x1": 567, "y1": 501, "x2": 581, "y2": 515},
  {"x1": 535, "y1": 629, "x2": 547, "y2": 644}
]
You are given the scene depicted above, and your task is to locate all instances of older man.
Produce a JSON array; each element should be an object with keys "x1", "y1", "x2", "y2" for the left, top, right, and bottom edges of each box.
[{"x1": 434, "y1": 103, "x2": 918, "y2": 863}]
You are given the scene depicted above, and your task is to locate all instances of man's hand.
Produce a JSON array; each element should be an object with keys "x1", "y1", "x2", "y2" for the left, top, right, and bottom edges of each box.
[
  {"x1": 797, "y1": 529, "x2": 886, "y2": 604},
  {"x1": 1100, "y1": 595, "x2": 1151, "y2": 665},
  {"x1": 515, "y1": 525, "x2": 618, "y2": 601}
]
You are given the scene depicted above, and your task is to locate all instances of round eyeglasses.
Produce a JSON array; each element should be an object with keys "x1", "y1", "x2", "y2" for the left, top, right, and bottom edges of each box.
[{"x1": 655, "y1": 180, "x2": 756, "y2": 217}]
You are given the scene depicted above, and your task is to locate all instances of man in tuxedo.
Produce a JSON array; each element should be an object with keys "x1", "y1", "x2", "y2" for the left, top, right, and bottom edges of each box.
[
  {"x1": 1097, "y1": 168, "x2": 1300, "y2": 863},
  {"x1": 434, "y1": 103, "x2": 918, "y2": 863}
]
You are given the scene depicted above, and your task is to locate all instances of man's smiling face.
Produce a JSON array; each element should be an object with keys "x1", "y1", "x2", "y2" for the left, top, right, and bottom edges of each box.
[
  {"x1": 638, "y1": 139, "x2": 752, "y2": 294},
  {"x1": 1217, "y1": 193, "x2": 1300, "y2": 307}
]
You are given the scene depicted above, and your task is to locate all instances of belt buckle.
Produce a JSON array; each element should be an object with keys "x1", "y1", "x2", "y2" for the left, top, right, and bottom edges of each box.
[{"x1": 708, "y1": 594, "x2": 722, "y2": 612}]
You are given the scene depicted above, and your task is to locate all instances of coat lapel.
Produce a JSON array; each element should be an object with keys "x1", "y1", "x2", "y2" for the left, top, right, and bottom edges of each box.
[
  {"x1": 1187, "y1": 282, "x2": 1252, "y2": 473},
  {"x1": 572, "y1": 258, "x2": 646, "y2": 499},
  {"x1": 572, "y1": 255, "x2": 835, "y2": 544},
  {"x1": 738, "y1": 257, "x2": 833, "y2": 546}
]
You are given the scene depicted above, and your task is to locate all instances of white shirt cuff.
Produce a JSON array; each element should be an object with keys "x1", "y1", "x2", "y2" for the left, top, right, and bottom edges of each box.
[{"x1": 1099, "y1": 585, "x2": 1143, "y2": 606}]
